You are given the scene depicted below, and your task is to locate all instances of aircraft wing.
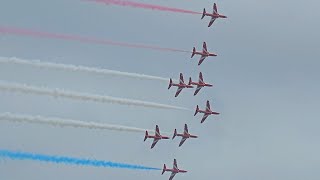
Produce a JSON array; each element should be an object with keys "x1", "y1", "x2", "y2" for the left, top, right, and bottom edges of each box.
[
  {"x1": 213, "y1": 3, "x2": 218, "y2": 14},
  {"x1": 175, "y1": 87, "x2": 183, "y2": 97},
  {"x1": 194, "y1": 86, "x2": 202, "y2": 96},
  {"x1": 179, "y1": 73, "x2": 184, "y2": 84},
  {"x1": 203, "y1": 42, "x2": 207, "y2": 52},
  {"x1": 199, "y1": 72, "x2": 204, "y2": 83},
  {"x1": 173, "y1": 159, "x2": 178, "y2": 169},
  {"x1": 179, "y1": 137, "x2": 187, "y2": 147},
  {"x1": 206, "y1": 100, "x2": 211, "y2": 111},
  {"x1": 201, "y1": 114, "x2": 209, "y2": 123},
  {"x1": 208, "y1": 17, "x2": 217, "y2": 27},
  {"x1": 155, "y1": 125, "x2": 160, "y2": 136},
  {"x1": 198, "y1": 55, "x2": 206, "y2": 65},
  {"x1": 184, "y1": 124, "x2": 189, "y2": 134},
  {"x1": 151, "y1": 139, "x2": 159, "y2": 149},
  {"x1": 169, "y1": 172, "x2": 176, "y2": 180}
]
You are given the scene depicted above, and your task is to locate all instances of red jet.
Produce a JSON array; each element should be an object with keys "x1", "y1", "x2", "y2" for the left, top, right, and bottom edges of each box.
[
  {"x1": 144, "y1": 125, "x2": 169, "y2": 149},
  {"x1": 189, "y1": 72, "x2": 213, "y2": 96},
  {"x1": 201, "y1": 3, "x2": 227, "y2": 27},
  {"x1": 173, "y1": 124, "x2": 198, "y2": 147},
  {"x1": 194, "y1": 100, "x2": 220, "y2": 123},
  {"x1": 168, "y1": 73, "x2": 193, "y2": 97},
  {"x1": 191, "y1": 42, "x2": 217, "y2": 66},
  {"x1": 162, "y1": 159, "x2": 187, "y2": 180}
]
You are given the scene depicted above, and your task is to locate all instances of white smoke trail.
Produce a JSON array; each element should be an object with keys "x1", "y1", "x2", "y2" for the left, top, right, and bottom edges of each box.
[
  {"x1": 0, "y1": 57, "x2": 170, "y2": 82},
  {"x1": 0, "y1": 81, "x2": 188, "y2": 111},
  {"x1": 0, "y1": 112, "x2": 157, "y2": 133}
]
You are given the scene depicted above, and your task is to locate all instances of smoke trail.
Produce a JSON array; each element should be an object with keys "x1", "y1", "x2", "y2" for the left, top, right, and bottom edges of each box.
[
  {"x1": 0, "y1": 81, "x2": 189, "y2": 111},
  {"x1": 0, "y1": 149, "x2": 160, "y2": 170},
  {"x1": 88, "y1": 0, "x2": 201, "y2": 15},
  {"x1": 0, "y1": 112, "x2": 161, "y2": 134},
  {"x1": 0, "y1": 57, "x2": 171, "y2": 82},
  {"x1": 0, "y1": 26, "x2": 190, "y2": 53}
]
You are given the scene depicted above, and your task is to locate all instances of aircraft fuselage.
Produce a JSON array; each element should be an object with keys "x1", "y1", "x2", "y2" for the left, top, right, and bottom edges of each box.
[
  {"x1": 195, "y1": 51, "x2": 217, "y2": 57},
  {"x1": 171, "y1": 83, "x2": 193, "y2": 88},
  {"x1": 165, "y1": 168, "x2": 188, "y2": 173},
  {"x1": 176, "y1": 133, "x2": 198, "y2": 139},
  {"x1": 198, "y1": 110, "x2": 220, "y2": 115},
  {"x1": 190, "y1": 82, "x2": 213, "y2": 87},
  {"x1": 205, "y1": 13, "x2": 227, "y2": 18},
  {"x1": 147, "y1": 135, "x2": 169, "y2": 140}
]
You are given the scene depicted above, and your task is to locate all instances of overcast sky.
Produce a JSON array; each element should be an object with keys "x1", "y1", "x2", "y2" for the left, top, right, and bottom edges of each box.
[{"x1": 0, "y1": 0, "x2": 319, "y2": 179}]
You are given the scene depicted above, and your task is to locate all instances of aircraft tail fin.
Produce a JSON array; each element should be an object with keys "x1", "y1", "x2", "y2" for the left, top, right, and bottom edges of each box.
[
  {"x1": 194, "y1": 105, "x2": 199, "y2": 116},
  {"x1": 162, "y1": 164, "x2": 166, "y2": 175},
  {"x1": 191, "y1": 47, "x2": 196, "y2": 58},
  {"x1": 144, "y1": 131, "x2": 148, "y2": 141},
  {"x1": 201, "y1": 8, "x2": 206, "y2": 19},
  {"x1": 173, "y1": 129, "x2": 177, "y2": 139},
  {"x1": 168, "y1": 78, "x2": 173, "y2": 89}
]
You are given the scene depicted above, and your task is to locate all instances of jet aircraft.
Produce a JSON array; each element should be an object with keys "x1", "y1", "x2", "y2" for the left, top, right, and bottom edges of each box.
[
  {"x1": 144, "y1": 125, "x2": 169, "y2": 149},
  {"x1": 201, "y1": 3, "x2": 227, "y2": 27},
  {"x1": 162, "y1": 159, "x2": 187, "y2": 180},
  {"x1": 189, "y1": 72, "x2": 213, "y2": 96},
  {"x1": 173, "y1": 124, "x2": 198, "y2": 147},
  {"x1": 194, "y1": 100, "x2": 220, "y2": 123},
  {"x1": 168, "y1": 73, "x2": 193, "y2": 97},
  {"x1": 191, "y1": 42, "x2": 217, "y2": 66}
]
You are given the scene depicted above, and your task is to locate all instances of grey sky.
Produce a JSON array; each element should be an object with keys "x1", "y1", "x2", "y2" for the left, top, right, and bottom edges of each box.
[{"x1": 0, "y1": 0, "x2": 319, "y2": 179}]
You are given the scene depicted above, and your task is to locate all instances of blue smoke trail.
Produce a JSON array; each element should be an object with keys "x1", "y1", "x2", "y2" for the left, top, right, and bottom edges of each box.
[{"x1": 0, "y1": 149, "x2": 160, "y2": 170}]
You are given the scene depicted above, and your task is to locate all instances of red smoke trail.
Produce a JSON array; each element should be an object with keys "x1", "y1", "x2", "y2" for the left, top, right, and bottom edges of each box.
[
  {"x1": 88, "y1": 0, "x2": 201, "y2": 15},
  {"x1": 0, "y1": 26, "x2": 190, "y2": 53}
]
